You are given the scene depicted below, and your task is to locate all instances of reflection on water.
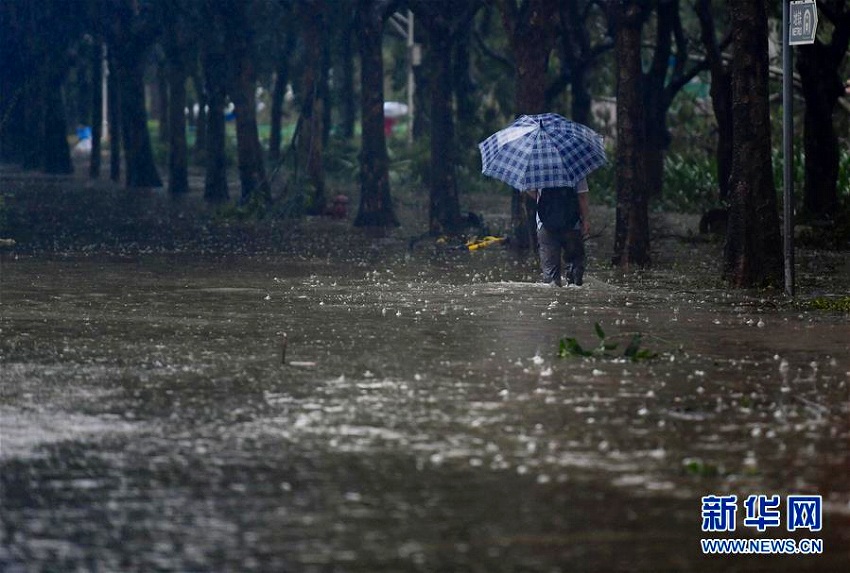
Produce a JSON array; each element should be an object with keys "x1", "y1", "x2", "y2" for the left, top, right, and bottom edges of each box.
[{"x1": 1, "y1": 252, "x2": 848, "y2": 571}]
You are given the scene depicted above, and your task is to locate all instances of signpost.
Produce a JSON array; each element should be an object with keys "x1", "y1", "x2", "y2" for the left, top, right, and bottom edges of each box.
[
  {"x1": 782, "y1": 0, "x2": 818, "y2": 297},
  {"x1": 789, "y1": 0, "x2": 818, "y2": 45}
]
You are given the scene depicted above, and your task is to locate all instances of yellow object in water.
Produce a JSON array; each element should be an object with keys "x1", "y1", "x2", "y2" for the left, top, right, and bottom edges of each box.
[{"x1": 466, "y1": 236, "x2": 506, "y2": 251}]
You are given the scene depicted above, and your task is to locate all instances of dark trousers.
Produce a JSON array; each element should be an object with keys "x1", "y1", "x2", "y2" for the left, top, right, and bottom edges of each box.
[{"x1": 538, "y1": 226, "x2": 585, "y2": 285}]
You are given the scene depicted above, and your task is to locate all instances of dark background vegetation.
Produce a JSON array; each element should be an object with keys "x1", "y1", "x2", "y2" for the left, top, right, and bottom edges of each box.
[{"x1": 1, "y1": 0, "x2": 849, "y2": 287}]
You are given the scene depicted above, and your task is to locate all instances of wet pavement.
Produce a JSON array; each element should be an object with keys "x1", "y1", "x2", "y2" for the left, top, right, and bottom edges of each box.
[{"x1": 1, "y1": 239, "x2": 848, "y2": 572}]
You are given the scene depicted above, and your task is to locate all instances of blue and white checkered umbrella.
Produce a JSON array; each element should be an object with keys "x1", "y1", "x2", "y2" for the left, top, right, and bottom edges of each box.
[{"x1": 479, "y1": 113, "x2": 607, "y2": 191}]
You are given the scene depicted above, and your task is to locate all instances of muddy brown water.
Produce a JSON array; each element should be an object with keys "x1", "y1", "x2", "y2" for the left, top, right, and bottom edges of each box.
[{"x1": 1, "y1": 169, "x2": 849, "y2": 571}]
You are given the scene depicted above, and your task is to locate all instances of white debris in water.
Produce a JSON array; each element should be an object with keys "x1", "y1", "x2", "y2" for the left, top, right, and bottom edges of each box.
[
  {"x1": 592, "y1": 369, "x2": 603, "y2": 376},
  {"x1": 757, "y1": 318, "x2": 765, "y2": 328},
  {"x1": 532, "y1": 354, "x2": 544, "y2": 365}
]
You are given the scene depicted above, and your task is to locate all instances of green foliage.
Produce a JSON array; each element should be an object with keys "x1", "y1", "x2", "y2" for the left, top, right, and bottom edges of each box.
[
  {"x1": 557, "y1": 322, "x2": 658, "y2": 362},
  {"x1": 801, "y1": 296, "x2": 850, "y2": 313},
  {"x1": 683, "y1": 458, "x2": 721, "y2": 478},
  {"x1": 659, "y1": 153, "x2": 720, "y2": 214}
]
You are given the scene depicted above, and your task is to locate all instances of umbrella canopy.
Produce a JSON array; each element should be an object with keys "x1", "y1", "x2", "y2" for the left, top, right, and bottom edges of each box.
[{"x1": 478, "y1": 113, "x2": 607, "y2": 191}]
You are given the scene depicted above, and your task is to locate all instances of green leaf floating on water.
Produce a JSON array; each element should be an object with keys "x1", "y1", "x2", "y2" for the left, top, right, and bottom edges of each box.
[
  {"x1": 594, "y1": 322, "x2": 606, "y2": 340},
  {"x1": 558, "y1": 324, "x2": 658, "y2": 362}
]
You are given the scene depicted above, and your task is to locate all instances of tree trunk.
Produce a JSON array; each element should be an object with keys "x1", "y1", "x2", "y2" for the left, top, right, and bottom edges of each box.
[
  {"x1": 191, "y1": 69, "x2": 207, "y2": 163},
  {"x1": 796, "y1": 9, "x2": 850, "y2": 221},
  {"x1": 116, "y1": 58, "x2": 162, "y2": 188},
  {"x1": 229, "y1": 49, "x2": 270, "y2": 205},
  {"x1": 89, "y1": 42, "x2": 103, "y2": 179},
  {"x1": 695, "y1": 0, "x2": 733, "y2": 203},
  {"x1": 555, "y1": 0, "x2": 595, "y2": 126},
  {"x1": 297, "y1": 0, "x2": 327, "y2": 214},
  {"x1": 203, "y1": 52, "x2": 229, "y2": 203},
  {"x1": 0, "y1": 0, "x2": 26, "y2": 165},
  {"x1": 427, "y1": 23, "x2": 462, "y2": 235},
  {"x1": 339, "y1": 14, "x2": 357, "y2": 141},
  {"x1": 497, "y1": 0, "x2": 558, "y2": 248},
  {"x1": 723, "y1": 0, "x2": 782, "y2": 288},
  {"x1": 799, "y1": 55, "x2": 840, "y2": 219},
  {"x1": 354, "y1": 0, "x2": 398, "y2": 228},
  {"x1": 21, "y1": 68, "x2": 43, "y2": 171},
  {"x1": 269, "y1": 47, "x2": 293, "y2": 163},
  {"x1": 641, "y1": 0, "x2": 679, "y2": 201},
  {"x1": 610, "y1": 0, "x2": 651, "y2": 268},
  {"x1": 156, "y1": 62, "x2": 169, "y2": 144},
  {"x1": 108, "y1": 52, "x2": 121, "y2": 183},
  {"x1": 167, "y1": 63, "x2": 189, "y2": 195},
  {"x1": 42, "y1": 70, "x2": 73, "y2": 174}
]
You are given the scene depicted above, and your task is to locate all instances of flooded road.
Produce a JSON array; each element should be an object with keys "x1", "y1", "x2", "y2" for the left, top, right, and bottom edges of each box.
[{"x1": 1, "y1": 244, "x2": 849, "y2": 572}]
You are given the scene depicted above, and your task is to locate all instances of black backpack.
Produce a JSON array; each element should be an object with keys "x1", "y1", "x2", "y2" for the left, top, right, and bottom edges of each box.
[{"x1": 536, "y1": 185, "x2": 580, "y2": 232}]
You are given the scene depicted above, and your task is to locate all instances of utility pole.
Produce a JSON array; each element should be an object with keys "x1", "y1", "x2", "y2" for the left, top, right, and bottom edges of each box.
[{"x1": 782, "y1": 1, "x2": 794, "y2": 297}]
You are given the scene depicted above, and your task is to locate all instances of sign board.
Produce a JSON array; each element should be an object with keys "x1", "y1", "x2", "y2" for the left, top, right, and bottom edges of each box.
[{"x1": 789, "y1": 0, "x2": 818, "y2": 45}]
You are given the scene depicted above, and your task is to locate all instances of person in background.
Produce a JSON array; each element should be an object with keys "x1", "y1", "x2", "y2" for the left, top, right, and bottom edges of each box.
[{"x1": 527, "y1": 180, "x2": 590, "y2": 287}]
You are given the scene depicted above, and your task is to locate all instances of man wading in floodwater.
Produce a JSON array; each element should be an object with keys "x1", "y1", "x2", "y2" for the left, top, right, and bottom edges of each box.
[{"x1": 528, "y1": 180, "x2": 590, "y2": 287}]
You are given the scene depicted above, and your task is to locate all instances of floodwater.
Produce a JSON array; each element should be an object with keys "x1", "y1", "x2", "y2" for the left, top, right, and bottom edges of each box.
[
  {"x1": 0, "y1": 163, "x2": 850, "y2": 573},
  {"x1": 1, "y1": 233, "x2": 849, "y2": 571}
]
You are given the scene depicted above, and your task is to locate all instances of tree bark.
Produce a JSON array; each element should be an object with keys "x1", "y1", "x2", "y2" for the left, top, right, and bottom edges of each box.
[
  {"x1": 162, "y1": 8, "x2": 190, "y2": 196},
  {"x1": 339, "y1": 10, "x2": 357, "y2": 141},
  {"x1": 354, "y1": 0, "x2": 398, "y2": 228},
  {"x1": 723, "y1": 0, "x2": 782, "y2": 288},
  {"x1": 427, "y1": 18, "x2": 462, "y2": 235},
  {"x1": 203, "y1": 51, "x2": 229, "y2": 203},
  {"x1": 156, "y1": 62, "x2": 169, "y2": 144},
  {"x1": 610, "y1": 0, "x2": 650, "y2": 268},
  {"x1": 296, "y1": 0, "x2": 327, "y2": 214},
  {"x1": 497, "y1": 0, "x2": 558, "y2": 248},
  {"x1": 108, "y1": 1, "x2": 162, "y2": 189},
  {"x1": 796, "y1": 4, "x2": 850, "y2": 221},
  {"x1": 641, "y1": 0, "x2": 679, "y2": 201},
  {"x1": 269, "y1": 32, "x2": 296, "y2": 162},
  {"x1": 696, "y1": 0, "x2": 733, "y2": 203},
  {"x1": 167, "y1": 63, "x2": 189, "y2": 195},
  {"x1": 190, "y1": 69, "x2": 207, "y2": 163},
  {"x1": 42, "y1": 68, "x2": 73, "y2": 174},
  {"x1": 115, "y1": 53, "x2": 162, "y2": 188},
  {"x1": 224, "y1": 2, "x2": 271, "y2": 206},
  {"x1": 89, "y1": 41, "x2": 103, "y2": 179},
  {"x1": 107, "y1": 52, "x2": 121, "y2": 183}
]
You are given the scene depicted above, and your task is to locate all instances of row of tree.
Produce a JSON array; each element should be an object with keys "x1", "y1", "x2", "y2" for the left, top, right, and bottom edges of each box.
[{"x1": 1, "y1": 0, "x2": 848, "y2": 288}]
